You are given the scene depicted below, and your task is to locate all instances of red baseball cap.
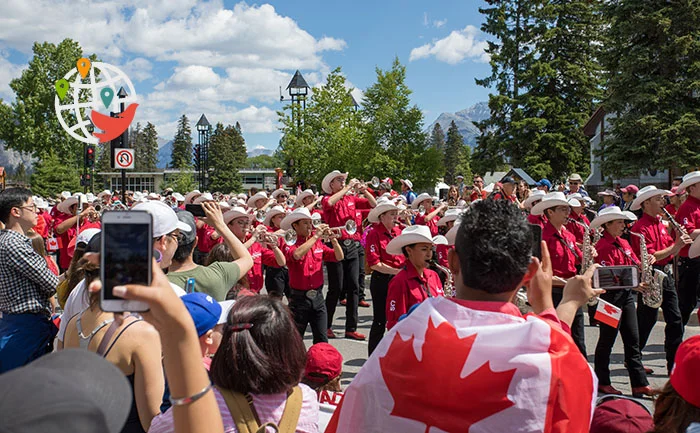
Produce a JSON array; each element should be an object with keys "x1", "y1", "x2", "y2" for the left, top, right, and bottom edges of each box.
[
  {"x1": 621, "y1": 184, "x2": 639, "y2": 194},
  {"x1": 589, "y1": 398, "x2": 653, "y2": 433},
  {"x1": 670, "y1": 335, "x2": 700, "y2": 407},
  {"x1": 668, "y1": 186, "x2": 679, "y2": 197},
  {"x1": 304, "y1": 343, "x2": 343, "y2": 383}
]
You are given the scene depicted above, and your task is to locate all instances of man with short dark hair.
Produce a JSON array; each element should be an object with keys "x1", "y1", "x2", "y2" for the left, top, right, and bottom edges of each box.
[
  {"x1": 0, "y1": 188, "x2": 59, "y2": 373},
  {"x1": 470, "y1": 174, "x2": 488, "y2": 201}
]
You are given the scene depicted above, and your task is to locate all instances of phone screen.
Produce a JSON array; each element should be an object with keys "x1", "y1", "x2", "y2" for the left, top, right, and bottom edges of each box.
[
  {"x1": 185, "y1": 203, "x2": 206, "y2": 217},
  {"x1": 529, "y1": 224, "x2": 542, "y2": 260},
  {"x1": 102, "y1": 222, "x2": 151, "y2": 300},
  {"x1": 594, "y1": 266, "x2": 637, "y2": 289}
]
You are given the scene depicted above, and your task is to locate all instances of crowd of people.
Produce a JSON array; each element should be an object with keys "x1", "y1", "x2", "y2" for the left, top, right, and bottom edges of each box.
[{"x1": 0, "y1": 169, "x2": 699, "y2": 433}]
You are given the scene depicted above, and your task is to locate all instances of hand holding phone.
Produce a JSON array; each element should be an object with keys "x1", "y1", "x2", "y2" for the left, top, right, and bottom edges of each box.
[
  {"x1": 185, "y1": 203, "x2": 206, "y2": 217},
  {"x1": 593, "y1": 266, "x2": 639, "y2": 290}
]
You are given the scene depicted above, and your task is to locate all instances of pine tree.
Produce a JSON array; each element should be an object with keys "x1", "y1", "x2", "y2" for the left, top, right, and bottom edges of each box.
[
  {"x1": 140, "y1": 122, "x2": 159, "y2": 172},
  {"x1": 30, "y1": 151, "x2": 81, "y2": 197},
  {"x1": 444, "y1": 121, "x2": 465, "y2": 185},
  {"x1": 209, "y1": 123, "x2": 247, "y2": 193},
  {"x1": 130, "y1": 123, "x2": 144, "y2": 171},
  {"x1": 599, "y1": 0, "x2": 700, "y2": 177},
  {"x1": 429, "y1": 123, "x2": 446, "y2": 152},
  {"x1": 170, "y1": 115, "x2": 193, "y2": 169}
]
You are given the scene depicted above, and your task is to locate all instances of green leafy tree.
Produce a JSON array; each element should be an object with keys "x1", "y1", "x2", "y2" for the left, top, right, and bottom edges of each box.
[
  {"x1": 138, "y1": 122, "x2": 159, "y2": 172},
  {"x1": 170, "y1": 115, "x2": 193, "y2": 169},
  {"x1": 12, "y1": 162, "x2": 29, "y2": 186},
  {"x1": 130, "y1": 123, "x2": 144, "y2": 171},
  {"x1": 444, "y1": 121, "x2": 466, "y2": 185},
  {"x1": 0, "y1": 39, "x2": 97, "y2": 164},
  {"x1": 30, "y1": 151, "x2": 81, "y2": 197},
  {"x1": 362, "y1": 58, "x2": 441, "y2": 191},
  {"x1": 599, "y1": 0, "x2": 700, "y2": 177},
  {"x1": 247, "y1": 154, "x2": 281, "y2": 169},
  {"x1": 209, "y1": 123, "x2": 247, "y2": 193}
]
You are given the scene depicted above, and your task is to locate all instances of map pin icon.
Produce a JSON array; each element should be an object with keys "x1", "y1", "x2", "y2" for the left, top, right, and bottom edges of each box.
[
  {"x1": 55, "y1": 79, "x2": 69, "y2": 100},
  {"x1": 100, "y1": 88, "x2": 114, "y2": 109},
  {"x1": 77, "y1": 58, "x2": 91, "y2": 79}
]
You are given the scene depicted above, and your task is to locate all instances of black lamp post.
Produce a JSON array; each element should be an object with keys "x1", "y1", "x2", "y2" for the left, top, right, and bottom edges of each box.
[
  {"x1": 196, "y1": 114, "x2": 211, "y2": 191},
  {"x1": 281, "y1": 70, "x2": 309, "y2": 130}
]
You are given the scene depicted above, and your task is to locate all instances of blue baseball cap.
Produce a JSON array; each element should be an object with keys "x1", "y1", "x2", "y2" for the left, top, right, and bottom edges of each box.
[
  {"x1": 181, "y1": 293, "x2": 222, "y2": 337},
  {"x1": 536, "y1": 179, "x2": 552, "y2": 189}
]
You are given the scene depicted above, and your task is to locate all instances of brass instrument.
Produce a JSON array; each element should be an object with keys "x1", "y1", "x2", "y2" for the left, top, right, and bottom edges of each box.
[
  {"x1": 628, "y1": 232, "x2": 663, "y2": 308},
  {"x1": 431, "y1": 262, "x2": 454, "y2": 297},
  {"x1": 568, "y1": 218, "x2": 602, "y2": 306},
  {"x1": 286, "y1": 198, "x2": 295, "y2": 208},
  {"x1": 311, "y1": 217, "x2": 322, "y2": 228},
  {"x1": 283, "y1": 229, "x2": 298, "y2": 246},
  {"x1": 254, "y1": 209, "x2": 267, "y2": 223},
  {"x1": 321, "y1": 220, "x2": 357, "y2": 240}
]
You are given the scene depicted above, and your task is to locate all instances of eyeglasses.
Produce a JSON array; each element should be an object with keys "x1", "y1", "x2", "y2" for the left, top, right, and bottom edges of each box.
[{"x1": 17, "y1": 204, "x2": 37, "y2": 212}]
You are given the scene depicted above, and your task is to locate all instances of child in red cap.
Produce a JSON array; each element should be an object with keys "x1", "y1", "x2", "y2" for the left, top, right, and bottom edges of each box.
[{"x1": 302, "y1": 343, "x2": 344, "y2": 431}]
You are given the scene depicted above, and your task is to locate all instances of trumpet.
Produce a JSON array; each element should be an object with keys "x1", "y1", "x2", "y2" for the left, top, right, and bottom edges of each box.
[
  {"x1": 312, "y1": 217, "x2": 323, "y2": 228},
  {"x1": 283, "y1": 229, "x2": 299, "y2": 246},
  {"x1": 353, "y1": 176, "x2": 381, "y2": 192},
  {"x1": 254, "y1": 209, "x2": 267, "y2": 223},
  {"x1": 403, "y1": 205, "x2": 426, "y2": 216},
  {"x1": 286, "y1": 197, "x2": 295, "y2": 208},
  {"x1": 318, "y1": 220, "x2": 357, "y2": 240}
]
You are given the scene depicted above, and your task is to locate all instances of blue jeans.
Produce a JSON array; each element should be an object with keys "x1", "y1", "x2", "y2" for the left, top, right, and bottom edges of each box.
[{"x1": 0, "y1": 313, "x2": 57, "y2": 373}]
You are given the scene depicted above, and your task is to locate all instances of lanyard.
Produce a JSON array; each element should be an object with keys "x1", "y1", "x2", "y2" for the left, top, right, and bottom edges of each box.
[
  {"x1": 556, "y1": 234, "x2": 580, "y2": 260},
  {"x1": 613, "y1": 241, "x2": 639, "y2": 266}
]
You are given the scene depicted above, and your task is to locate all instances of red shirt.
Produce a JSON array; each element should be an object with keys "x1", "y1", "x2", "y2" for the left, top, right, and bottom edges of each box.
[
  {"x1": 414, "y1": 207, "x2": 438, "y2": 236},
  {"x1": 527, "y1": 213, "x2": 547, "y2": 229},
  {"x1": 436, "y1": 244, "x2": 452, "y2": 268},
  {"x1": 676, "y1": 194, "x2": 700, "y2": 257},
  {"x1": 33, "y1": 213, "x2": 48, "y2": 238},
  {"x1": 45, "y1": 256, "x2": 59, "y2": 276},
  {"x1": 52, "y1": 210, "x2": 76, "y2": 269},
  {"x1": 630, "y1": 213, "x2": 674, "y2": 266},
  {"x1": 595, "y1": 231, "x2": 639, "y2": 267},
  {"x1": 364, "y1": 223, "x2": 404, "y2": 269},
  {"x1": 284, "y1": 235, "x2": 339, "y2": 290},
  {"x1": 543, "y1": 221, "x2": 581, "y2": 279},
  {"x1": 664, "y1": 203, "x2": 678, "y2": 218},
  {"x1": 386, "y1": 261, "x2": 443, "y2": 330},
  {"x1": 247, "y1": 242, "x2": 279, "y2": 293},
  {"x1": 493, "y1": 193, "x2": 517, "y2": 203},
  {"x1": 565, "y1": 211, "x2": 590, "y2": 244},
  {"x1": 322, "y1": 195, "x2": 370, "y2": 241},
  {"x1": 196, "y1": 223, "x2": 219, "y2": 253},
  {"x1": 40, "y1": 210, "x2": 53, "y2": 233},
  {"x1": 470, "y1": 190, "x2": 488, "y2": 202}
]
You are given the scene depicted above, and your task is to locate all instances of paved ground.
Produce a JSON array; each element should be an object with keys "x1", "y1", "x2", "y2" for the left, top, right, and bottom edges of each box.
[{"x1": 301, "y1": 279, "x2": 700, "y2": 411}]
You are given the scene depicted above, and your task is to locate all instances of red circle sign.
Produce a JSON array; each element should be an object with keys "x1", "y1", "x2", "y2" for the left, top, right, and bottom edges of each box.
[{"x1": 115, "y1": 149, "x2": 133, "y2": 168}]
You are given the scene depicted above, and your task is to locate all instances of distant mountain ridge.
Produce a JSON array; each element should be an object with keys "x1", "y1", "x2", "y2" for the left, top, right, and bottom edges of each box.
[
  {"x1": 426, "y1": 101, "x2": 489, "y2": 147},
  {"x1": 0, "y1": 140, "x2": 36, "y2": 173},
  {"x1": 156, "y1": 139, "x2": 274, "y2": 168}
]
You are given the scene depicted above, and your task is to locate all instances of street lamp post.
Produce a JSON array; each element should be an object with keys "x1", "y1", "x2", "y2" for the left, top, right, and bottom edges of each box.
[
  {"x1": 117, "y1": 87, "x2": 129, "y2": 203},
  {"x1": 196, "y1": 114, "x2": 211, "y2": 191},
  {"x1": 281, "y1": 70, "x2": 309, "y2": 130}
]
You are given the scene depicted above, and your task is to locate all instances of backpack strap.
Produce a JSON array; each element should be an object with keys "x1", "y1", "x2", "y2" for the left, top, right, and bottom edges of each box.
[
  {"x1": 275, "y1": 386, "x2": 302, "y2": 433},
  {"x1": 216, "y1": 386, "x2": 303, "y2": 433}
]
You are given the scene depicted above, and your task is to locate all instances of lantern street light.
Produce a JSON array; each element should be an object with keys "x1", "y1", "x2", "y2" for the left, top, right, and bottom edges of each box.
[
  {"x1": 281, "y1": 70, "x2": 309, "y2": 130},
  {"x1": 196, "y1": 114, "x2": 211, "y2": 191}
]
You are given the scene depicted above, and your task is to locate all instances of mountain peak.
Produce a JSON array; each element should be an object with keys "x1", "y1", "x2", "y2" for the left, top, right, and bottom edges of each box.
[{"x1": 426, "y1": 101, "x2": 489, "y2": 147}]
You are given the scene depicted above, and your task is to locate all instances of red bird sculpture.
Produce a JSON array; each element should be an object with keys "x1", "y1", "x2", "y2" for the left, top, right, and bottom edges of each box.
[{"x1": 90, "y1": 103, "x2": 138, "y2": 143}]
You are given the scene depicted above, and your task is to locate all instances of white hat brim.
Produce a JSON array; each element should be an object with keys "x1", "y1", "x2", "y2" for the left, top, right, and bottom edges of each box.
[
  {"x1": 295, "y1": 190, "x2": 315, "y2": 208},
  {"x1": 530, "y1": 198, "x2": 569, "y2": 216},
  {"x1": 590, "y1": 212, "x2": 631, "y2": 228},
  {"x1": 322, "y1": 171, "x2": 348, "y2": 194},
  {"x1": 523, "y1": 194, "x2": 544, "y2": 209},
  {"x1": 368, "y1": 203, "x2": 398, "y2": 223},
  {"x1": 184, "y1": 191, "x2": 202, "y2": 205},
  {"x1": 281, "y1": 213, "x2": 311, "y2": 231},
  {"x1": 223, "y1": 209, "x2": 252, "y2": 225},
  {"x1": 630, "y1": 189, "x2": 669, "y2": 211},
  {"x1": 678, "y1": 173, "x2": 700, "y2": 194},
  {"x1": 411, "y1": 194, "x2": 432, "y2": 209},
  {"x1": 446, "y1": 223, "x2": 460, "y2": 246},
  {"x1": 386, "y1": 232, "x2": 434, "y2": 255},
  {"x1": 247, "y1": 192, "x2": 268, "y2": 209},
  {"x1": 263, "y1": 209, "x2": 286, "y2": 226},
  {"x1": 437, "y1": 214, "x2": 458, "y2": 226},
  {"x1": 57, "y1": 196, "x2": 79, "y2": 214}
]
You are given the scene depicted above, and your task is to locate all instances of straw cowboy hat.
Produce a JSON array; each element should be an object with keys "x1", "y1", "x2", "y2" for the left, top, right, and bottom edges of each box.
[
  {"x1": 386, "y1": 225, "x2": 434, "y2": 255},
  {"x1": 263, "y1": 206, "x2": 287, "y2": 227},
  {"x1": 184, "y1": 190, "x2": 202, "y2": 205},
  {"x1": 590, "y1": 206, "x2": 637, "y2": 229},
  {"x1": 531, "y1": 192, "x2": 570, "y2": 216},
  {"x1": 368, "y1": 198, "x2": 398, "y2": 223},
  {"x1": 522, "y1": 190, "x2": 546, "y2": 210},
  {"x1": 247, "y1": 191, "x2": 269, "y2": 209},
  {"x1": 223, "y1": 207, "x2": 252, "y2": 225},
  {"x1": 630, "y1": 186, "x2": 670, "y2": 211},
  {"x1": 56, "y1": 194, "x2": 85, "y2": 214},
  {"x1": 281, "y1": 208, "x2": 312, "y2": 231},
  {"x1": 678, "y1": 171, "x2": 700, "y2": 194},
  {"x1": 437, "y1": 209, "x2": 462, "y2": 226},
  {"x1": 295, "y1": 189, "x2": 315, "y2": 208},
  {"x1": 411, "y1": 193, "x2": 433, "y2": 209},
  {"x1": 270, "y1": 188, "x2": 288, "y2": 199},
  {"x1": 322, "y1": 170, "x2": 348, "y2": 194},
  {"x1": 193, "y1": 193, "x2": 215, "y2": 204}
]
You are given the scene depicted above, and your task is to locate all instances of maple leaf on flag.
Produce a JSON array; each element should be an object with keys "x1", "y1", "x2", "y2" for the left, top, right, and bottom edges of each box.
[{"x1": 379, "y1": 317, "x2": 516, "y2": 433}]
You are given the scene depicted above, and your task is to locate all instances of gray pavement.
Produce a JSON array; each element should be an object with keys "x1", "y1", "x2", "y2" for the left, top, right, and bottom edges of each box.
[{"x1": 301, "y1": 281, "x2": 700, "y2": 410}]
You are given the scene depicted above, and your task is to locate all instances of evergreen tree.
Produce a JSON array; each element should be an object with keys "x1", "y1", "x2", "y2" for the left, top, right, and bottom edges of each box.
[
  {"x1": 444, "y1": 121, "x2": 465, "y2": 185},
  {"x1": 209, "y1": 123, "x2": 247, "y2": 193},
  {"x1": 30, "y1": 151, "x2": 81, "y2": 197},
  {"x1": 140, "y1": 122, "x2": 159, "y2": 172},
  {"x1": 130, "y1": 123, "x2": 144, "y2": 171},
  {"x1": 429, "y1": 123, "x2": 446, "y2": 152},
  {"x1": 599, "y1": 0, "x2": 700, "y2": 177},
  {"x1": 13, "y1": 162, "x2": 29, "y2": 186},
  {"x1": 170, "y1": 115, "x2": 193, "y2": 169}
]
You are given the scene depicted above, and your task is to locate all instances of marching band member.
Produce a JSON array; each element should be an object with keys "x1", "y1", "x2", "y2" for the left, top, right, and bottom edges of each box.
[
  {"x1": 412, "y1": 193, "x2": 446, "y2": 237},
  {"x1": 247, "y1": 191, "x2": 275, "y2": 227},
  {"x1": 183, "y1": 190, "x2": 202, "y2": 206},
  {"x1": 270, "y1": 188, "x2": 289, "y2": 207},
  {"x1": 322, "y1": 170, "x2": 377, "y2": 340},
  {"x1": 364, "y1": 199, "x2": 404, "y2": 355},
  {"x1": 222, "y1": 207, "x2": 285, "y2": 294},
  {"x1": 192, "y1": 193, "x2": 217, "y2": 264},
  {"x1": 591, "y1": 206, "x2": 652, "y2": 397},
  {"x1": 531, "y1": 192, "x2": 586, "y2": 355},
  {"x1": 295, "y1": 189, "x2": 322, "y2": 217},
  {"x1": 262, "y1": 206, "x2": 289, "y2": 299},
  {"x1": 565, "y1": 193, "x2": 591, "y2": 248},
  {"x1": 674, "y1": 171, "x2": 700, "y2": 327},
  {"x1": 281, "y1": 208, "x2": 343, "y2": 344},
  {"x1": 664, "y1": 187, "x2": 682, "y2": 217},
  {"x1": 435, "y1": 209, "x2": 461, "y2": 268},
  {"x1": 385, "y1": 225, "x2": 443, "y2": 330},
  {"x1": 523, "y1": 189, "x2": 547, "y2": 228},
  {"x1": 629, "y1": 186, "x2": 691, "y2": 374}
]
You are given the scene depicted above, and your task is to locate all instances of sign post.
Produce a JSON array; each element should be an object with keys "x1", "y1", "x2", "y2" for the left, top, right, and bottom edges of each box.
[{"x1": 114, "y1": 148, "x2": 134, "y2": 202}]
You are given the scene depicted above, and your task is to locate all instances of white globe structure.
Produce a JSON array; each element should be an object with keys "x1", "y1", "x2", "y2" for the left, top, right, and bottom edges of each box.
[{"x1": 54, "y1": 61, "x2": 137, "y2": 145}]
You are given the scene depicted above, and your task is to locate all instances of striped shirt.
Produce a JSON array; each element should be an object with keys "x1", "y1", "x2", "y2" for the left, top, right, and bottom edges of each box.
[{"x1": 148, "y1": 384, "x2": 319, "y2": 433}]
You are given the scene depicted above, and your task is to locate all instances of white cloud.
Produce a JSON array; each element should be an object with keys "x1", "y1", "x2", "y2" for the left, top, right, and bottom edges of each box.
[
  {"x1": 409, "y1": 25, "x2": 489, "y2": 64},
  {"x1": 120, "y1": 57, "x2": 153, "y2": 82},
  {"x1": 167, "y1": 65, "x2": 221, "y2": 89},
  {"x1": 433, "y1": 19, "x2": 447, "y2": 28},
  {"x1": 0, "y1": 52, "x2": 23, "y2": 99}
]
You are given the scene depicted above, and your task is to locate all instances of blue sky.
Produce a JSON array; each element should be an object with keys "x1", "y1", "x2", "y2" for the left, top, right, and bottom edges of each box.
[{"x1": 0, "y1": 0, "x2": 492, "y2": 153}]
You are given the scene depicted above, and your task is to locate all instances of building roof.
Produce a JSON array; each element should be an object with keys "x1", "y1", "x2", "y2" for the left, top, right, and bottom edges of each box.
[
  {"x1": 506, "y1": 168, "x2": 537, "y2": 185},
  {"x1": 286, "y1": 70, "x2": 309, "y2": 90},
  {"x1": 583, "y1": 106, "x2": 606, "y2": 137},
  {"x1": 482, "y1": 171, "x2": 508, "y2": 186}
]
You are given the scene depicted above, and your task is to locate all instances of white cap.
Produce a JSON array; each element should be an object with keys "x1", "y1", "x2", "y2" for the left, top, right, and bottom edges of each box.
[
  {"x1": 400, "y1": 179, "x2": 413, "y2": 189},
  {"x1": 172, "y1": 192, "x2": 185, "y2": 202},
  {"x1": 60, "y1": 191, "x2": 71, "y2": 199},
  {"x1": 132, "y1": 200, "x2": 192, "y2": 238},
  {"x1": 76, "y1": 228, "x2": 101, "y2": 246},
  {"x1": 217, "y1": 300, "x2": 235, "y2": 324}
]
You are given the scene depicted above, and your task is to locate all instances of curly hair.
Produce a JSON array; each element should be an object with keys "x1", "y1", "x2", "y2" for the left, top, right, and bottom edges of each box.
[{"x1": 454, "y1": 199, "x2": 532, "y2": 293}]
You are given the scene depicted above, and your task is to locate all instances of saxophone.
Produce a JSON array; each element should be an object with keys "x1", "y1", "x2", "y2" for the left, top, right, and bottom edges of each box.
[
  {"x1": 628, "y1": 232, "x2": 663, "y2": 309},
  {"x1": 568, "y1": 218, "x2": 602, "y2": 306},
  {"x1": 431, "y1": 262, "x2": 454, "y2": 298}
]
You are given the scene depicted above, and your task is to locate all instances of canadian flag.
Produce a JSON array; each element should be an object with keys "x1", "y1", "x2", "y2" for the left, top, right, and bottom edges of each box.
[
  {"x1": 325, "y1": 297, "x2": 597, "y2": 433},
  {"x1": 594, "y1": 298, "x2": 622, "y2": 329}
]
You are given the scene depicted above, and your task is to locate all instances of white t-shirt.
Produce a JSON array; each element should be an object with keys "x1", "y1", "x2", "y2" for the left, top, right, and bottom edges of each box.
[{"x1": 57, "y1": 279, "x2": 185, "y2": 342}]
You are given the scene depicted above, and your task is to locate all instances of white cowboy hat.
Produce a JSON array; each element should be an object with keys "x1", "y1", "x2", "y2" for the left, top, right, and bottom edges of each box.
[
  {"x1": 590, "y1": 206, "x2": 637, "y2": 228},
  {"x1": 437, "y1": 209, "x2": 461, "y2": 226},
  {"x1": 97, "y1": 190, "x2": 111, "y2": 198},
  {"x1": 386, "y1": 225, "x2": 434, "y2": 255},
  {"x1": 522, "y1": 190, "x2": 546, "y2": 210},
  {"x1": 85, "y1": 193, "x2": 96, "y2": 202},
  {"x1": 223, "y1": 207, "x2": 252, "y2": 225},
  {"x1": 218, "y1": 201, "x2": 231, "y2": 212},
  {"x1": 281, "y1": 207, "x2": 312, "y2": 231},
  {"x1": 689, "y1": 237, "x2": 700, "y2": 259},
  {"x1": 193, "y1": 192, "x2": 214, "y2": 204},
  {"x1": 368, "y1": 198, "x2": 398, "y2": 223},
  {"x1": 34, "y1": 197, "x2": 49, "y2": 210},
  {"x1": 184, "y1": 190, "x2": 202, "y2": 205},
  {"x1": 567, "y1": 197, "x2": 582, "y2": 208},
  {"x1": 678, "y1": 171, "x2": 700, "y2": 194},
  {"x1": 57, "y1": 195, "x2": 81, "y2": 214},
  {"x1": 172, "y1": 192, "x2": 185, "y2": 202},
  {"x1": 322, "y1": 170, "x2": 348, "y2": 194},
  {"x1": 237, "y1": 193, "x2": 248, "y2": 200},
  {"x1": 531, "y1": 192, "x2": 570, "y2": 216},
  {"x1": 295, "y1": 189, "x2": 315, "y2": 208},
  {"x1": 400, "y1": 179, "x2": 413, "y2": 189},
  {"x1": 446, "y1": 222, "x2": 460, "y2": 246},
  {"x1": 411, "y1": 193, "x2": 433, "y2": 209},
  {"x1": 247, "y1": 191, "x2": 268, "y2": 209},
  {"x1": 483, "y1": 183, "x2": 495, "y2": 193},
  {"x1": 433, "y1": 235, "x2": 448, "y2": 246},
  {"x1": 630, "y1": 186, "x2": 670, "y2": 211},
  {"x1": 147, "y1": 192, "x2": 161, "y2": 200},
  {"x1": 263, "y1": 206, "x2": 287, "y2": 226},
  {"x1": 270, "y1": 188, "x2": 288, "y2": 199},
  {"x1": 60, "y1": 191, "x2": 72, "y2": 199}
]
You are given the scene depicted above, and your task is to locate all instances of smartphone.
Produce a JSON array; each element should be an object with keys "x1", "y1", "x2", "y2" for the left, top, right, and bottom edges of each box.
[
  {"x1": 593, "y1": 266, "x2": 639, "y2": 290},
  {"x1": 100, "y1": 211, "x2": 152, "y2": 312},
  {"x1": 529, "y1": 223, "x2": 542, "y2": 260},
  {"x1": 185, "y1": 203, "x2": 206, "y2": 217}
]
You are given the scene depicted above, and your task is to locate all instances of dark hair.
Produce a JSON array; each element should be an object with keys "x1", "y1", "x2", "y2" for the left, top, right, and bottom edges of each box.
[
  {"x1": 173, "y1": 240, "x2": 196, "y2": 263},
  {"x1": 0, "y1": 188, "x2": 33, "y2": 224},
  {"x1": 205, "y1": 243, "x2": 233, "y2": 265},
  {"x1": 210, "y1": 296, "x2": 306, "y2": 395},
  {"x1": 26, "y1": 230, "x2": 47, "y2": 257},
  {"x1": 454, "y1": 200, "x2": 531, "y2": 293},
  {"x1": 651, "y1": 382, "x2": 700, "y2": 433},
  {"x1": 78, "y1": 259, "x2": 101, "y2": 308},
  {"x1": 301, "y1": 375, "x2": 342, "y2": 393}
]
